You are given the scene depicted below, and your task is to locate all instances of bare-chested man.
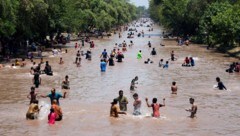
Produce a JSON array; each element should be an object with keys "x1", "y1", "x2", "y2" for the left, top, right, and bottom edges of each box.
[
  {"x1": 185, "y1": 98, "x2": 197, "y2": 118},
  {"x1": 171, "y1": 81, "x2": 177, "y2": 94}
]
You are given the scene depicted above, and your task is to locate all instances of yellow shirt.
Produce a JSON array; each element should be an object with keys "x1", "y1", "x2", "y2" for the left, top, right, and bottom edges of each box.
[{"x1": 110, "y1": 104, "x2": 120, "y2": 117}]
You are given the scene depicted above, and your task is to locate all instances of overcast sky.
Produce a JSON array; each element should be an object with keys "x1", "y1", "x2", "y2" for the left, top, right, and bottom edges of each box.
[{"x1": 130, "y1": 0, "x2": 149, "y2": 8}]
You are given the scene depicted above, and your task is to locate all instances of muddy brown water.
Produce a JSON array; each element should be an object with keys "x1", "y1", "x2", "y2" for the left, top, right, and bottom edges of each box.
[{"x1": 0, "y1": 22, "x2": 240, "y2": 136}]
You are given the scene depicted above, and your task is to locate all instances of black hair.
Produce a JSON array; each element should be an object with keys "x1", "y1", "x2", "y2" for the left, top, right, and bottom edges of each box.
[
  {"x1": 152, "y1": 98, "x2": 157, "y2": 103},
  {"x1": 172, "y1": 81, "x2": 176, "y2": 85}
]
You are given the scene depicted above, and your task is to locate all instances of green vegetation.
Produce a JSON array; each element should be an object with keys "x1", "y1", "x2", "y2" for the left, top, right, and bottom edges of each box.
[
  {"x1": 0, "y1": 0, "x2": 140, "y2": 57},
  {"x1": 149, "y1": 0, "x2": 240, "y2": 50}
]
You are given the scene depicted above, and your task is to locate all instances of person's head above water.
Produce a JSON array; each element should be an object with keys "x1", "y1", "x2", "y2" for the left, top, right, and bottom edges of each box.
[
  {"x1": 172, "y1": 81, "x2": 176, "y2": 85},
  {"x1": 216, "y1": 77, "x2": 220, "y2": 82},
  {"x1": 152, "y1": 48, "x2": 155, "y2": 51},
  {"x1": 51, "y1": 88, "x2": 56, "y2": 94},
  {"x1": 31, "y1": 86, "x2": 35, "y2": 92},
  {"x1": 135, "y1": 76, "x2": 138, "y2": 81},
  {"x1": 104, "y1": 49, "x2": 106, "y2": 52},
  {"x1": 189, "y1": 98, "x2": 194, "y2": 104},
  {"x1": 152, "y1": 98, "x2": 157, "y2": 103},
  {"x1": 111, "y1": 99, "x2": 118, "y2": 105},
  {"x1": 119, "y1": 90, "x2": 123, "y2": 97},
  {"x1": 139, "y1": 50, "x2": 142, "y2": 53},
  {"x1": 133, "y1": 93, "x2": 138, "y2": 99}
]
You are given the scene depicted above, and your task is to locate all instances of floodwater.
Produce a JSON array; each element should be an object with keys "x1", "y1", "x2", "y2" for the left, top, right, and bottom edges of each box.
[{"x1": 0, "y1": 20, "x2": 240, "y2": 136}]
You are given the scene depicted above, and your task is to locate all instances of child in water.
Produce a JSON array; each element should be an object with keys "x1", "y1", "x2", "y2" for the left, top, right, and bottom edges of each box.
[
  {"x1": 146, "y1": 97, "x2": 165, "y2": 118},
  {"x1": 48, "y1": 108, "x2": 56, "y2": 125},
  {"x1": 163, "y1": 61, "x2": 169, "y2": 69}
]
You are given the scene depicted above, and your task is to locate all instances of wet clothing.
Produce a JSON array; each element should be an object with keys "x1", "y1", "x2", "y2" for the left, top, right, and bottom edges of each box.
[
  {"x1": 130, "y1": 79, "x2": 136, "y2": 90},
  {"x1": 171, "y1": 53, "x2": 175, "y2": 61},
  {"x1": 47, "y1": 93, "x2": 63, "y2": 105},
  {"x1": 151, "y1": 50, "x2": 156, "y2": 55},
  {"x1": 26, "y1": 103, "x2": 39, "y2": 120},
  {"x1": 218, "y1": 82, "x2": 227, "y2": 90},
  {"x1": 117, "y1": 96, "x2": 128, "y2": 111},
  {"x1": 159, "y1": 61, "x2": 163, "y2": 67},
  {"x1": 52, "y1": 104, "x2": 62, "y2": 121},
  {"x1": 34, "y1": 73, "x2": 40, "y2": 88},
  {"x1": 100, "y1": 61, "x2": 107, "y2": 72},
  {"x1": 108, "y1": 58, "x2": 114, "y2": 66},
  {"x1": 48, "y1": 112, "x2": 57, "y2": 124},
  {"x1": 110, "y1": 104, "x2": 120, "y2": 117},
  {"x1": 29, "y1": 92, "x2": 37, "y2": 104},
  {"x1": 44, "y1": 65, "x2": 53, "y2": 76},
  {"x1": 137, "y1": 52, "x2": 142, "y2": 59},
  {"x1": 191, "y1": 58, "x2": 195, "y2": 66},
  {"x1": 151, "y1": 103, "x2": 164, "y2": 118},
  {"x1": 163, "y1": 64, "x2": 168, "y2": 69},
  {"x1": 116, "y1": 54, "x2": 124, "y2": 62},
  {"x1": 133, "y1": 100, "x2": 141, "y2": 115},
  {"x1": 102, "y1": 51, "x2": 108, "y2": 59},
  {"x1": 62, "y1": 81, "x2": 70, "y2": 89}
]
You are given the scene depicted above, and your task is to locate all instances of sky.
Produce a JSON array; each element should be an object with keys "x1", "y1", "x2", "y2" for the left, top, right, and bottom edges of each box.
[{"x1": 130, "y1": 0, "x2": 149, "y2": 8}]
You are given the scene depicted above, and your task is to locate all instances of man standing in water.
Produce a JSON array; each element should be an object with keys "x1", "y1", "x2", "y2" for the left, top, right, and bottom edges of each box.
[
  {"x1": 110, "y1": 99, "x2": 126, "y2": 118},
  {"x1": 133, "y1": 93, "x2": 141, "y2": 115},
  {"x1": 216, "y1": 77, "x2": 227, "y2": 90},
  {"x1": 41, "y1": 88, "x2": 66, "y2": 105},
  {"x1": 32, "y1": 70, "x2": 41, "y2": 88},
  {"x1": 130, "y1": 76, "x2": 138, "y2": 91},
  {"x1": 27, "y1": 87, "x2": 38, "y2": 104},
  {"x1": 137, "y1": 50, "x2": 142, "y2": 59},
  {"x1": 100, "y1": 59, "x2": 107, "y2": 72},
  {"x1": 186, "y1": 98, "x2": 197, "y2": 118},
  {"x1": 146, "y1": 97, "x2": 165, "y2": 118},
  {"x1": 116, "y1": 90, "x2": 128, "y2": 111},
  {"x1": 171, "y1": 81, "x2": 178, "y2": 94}
]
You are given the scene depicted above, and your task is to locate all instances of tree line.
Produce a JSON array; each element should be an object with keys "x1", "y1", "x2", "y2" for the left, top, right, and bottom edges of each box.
[
  {"x1": 149, "y1": 0, "x2": 240, "y2": 51},
  {"x1": 0, "y1": 0, "x2": 141, "y2": 56}
]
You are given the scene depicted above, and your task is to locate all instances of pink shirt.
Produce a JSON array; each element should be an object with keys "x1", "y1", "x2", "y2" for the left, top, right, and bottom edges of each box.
[
  {"x1": 48, "y1": 113, "x2": 56, "y2": 124},
  {"x1": 152, "y1": 103, "x2": 160, "y2": 117}
]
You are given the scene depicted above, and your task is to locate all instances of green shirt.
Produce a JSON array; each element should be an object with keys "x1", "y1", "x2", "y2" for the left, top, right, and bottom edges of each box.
[{"x1": 117, "y1": 96, "x2": 128, "y2": 111}]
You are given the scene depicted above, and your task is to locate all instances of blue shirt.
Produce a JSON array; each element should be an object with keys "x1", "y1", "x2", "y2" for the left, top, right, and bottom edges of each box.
[
  {"x1": 163, "y1": 64, "x2": 168, "y2": 69},
  {"x1": 47, "y1": 92, "x2": 63, "y2": 105},
  {"x1": 100, "y1": 62, "x2": 107, "y2": 72},
  {"x1": 102, "y1": 51, "x2": 108, "y2": 58}
]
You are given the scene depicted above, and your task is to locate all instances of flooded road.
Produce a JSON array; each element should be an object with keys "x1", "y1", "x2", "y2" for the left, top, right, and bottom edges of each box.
[{"x1": 0, "y1": 21, "x2": 240, "y2": 136}]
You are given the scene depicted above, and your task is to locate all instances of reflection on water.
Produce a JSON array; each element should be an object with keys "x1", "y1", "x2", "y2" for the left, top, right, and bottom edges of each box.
[{"x1": 0, "y1": 22, "x2": 240, "y2": 136}]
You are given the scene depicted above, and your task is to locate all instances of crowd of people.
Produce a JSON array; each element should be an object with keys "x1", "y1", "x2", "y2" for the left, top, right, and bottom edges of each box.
[{"x1": 0, "y1": 18, "x2": 236, "y2": 125}]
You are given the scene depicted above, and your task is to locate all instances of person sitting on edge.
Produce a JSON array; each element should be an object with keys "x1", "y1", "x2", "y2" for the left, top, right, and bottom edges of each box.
[
  {"x1": 100, "y1": 59, "x2": 107, "y2": 72},
  {"x1": 41, "y1": 88, "x2": 66, "y2": 105},
  {"x1": 26, "y1": 100, "x2": 41, "y2": 120},
  {"x1": 145, "y1": 97, "x2": 165, "y2": 118},
  {"x1": 116, "y1": 90, "x2": 128, "y2": 111},
  {"x1": 110, "y1": 99, "x2": 126, "y2": 118},
  {"x1": 151, "y1": 48, "x2": 157, "y2": 55},
  {"x1": 163, "y1": 61, "x2": 169, "y2": 69},
  {"x1": 51, "y1": 99, "x2": 63, "y2": 121},
  {"x1": 159, "y1": 59, "x2": 164, "y2": 67},
  {"x1": 171, "y1": 81, "x2": 178, "y2": 94},
  {"x1": 185, "y1": 98, "x2": 197, "y2": 118},
  {"x1": 216, "y1": 77, "x2": 227, "y2": 90},
  {"x1": 133, "y1": 93, "x2": 141, "y2": 116}
]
